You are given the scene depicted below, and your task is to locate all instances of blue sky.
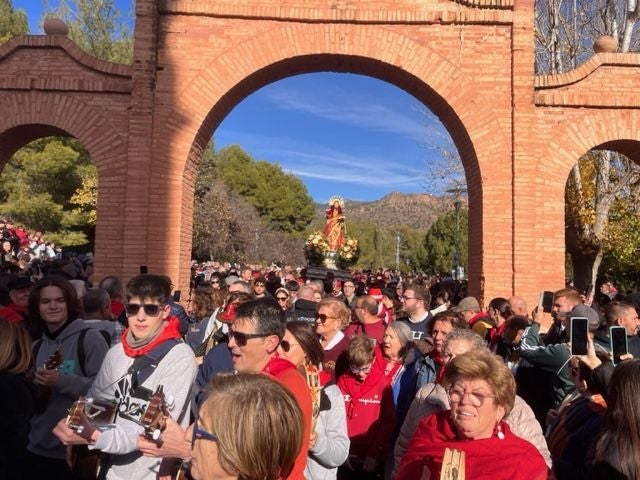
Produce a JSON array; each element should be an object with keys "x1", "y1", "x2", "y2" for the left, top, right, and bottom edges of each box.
[{"x1": 14, "y1": 1, "x2": 456, "y2": 203}]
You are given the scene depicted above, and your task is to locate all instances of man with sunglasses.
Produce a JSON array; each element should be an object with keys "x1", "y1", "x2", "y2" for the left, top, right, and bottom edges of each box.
[
  {"x1": 53, "y1": 274, "x2": 197, "y2": 480},
  {"x1": 228, "y1": 298, "x2": 312, "y2": 480}
]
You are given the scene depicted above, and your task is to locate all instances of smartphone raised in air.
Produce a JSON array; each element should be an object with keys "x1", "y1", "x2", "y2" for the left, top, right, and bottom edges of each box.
[
  {"x1": 539, "y1": 291, "x2": 554, "y2": 313},
  {"x1": 570, "y1": 317, "x2": 589, "y2": 356},
  {"x1": 610, "y1": 326, "x2": 628, "y2": 365}
]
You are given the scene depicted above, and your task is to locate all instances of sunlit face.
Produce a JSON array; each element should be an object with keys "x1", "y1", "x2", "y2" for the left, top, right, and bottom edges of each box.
[
  {"x1": 39, "y1": 286, "x2": 68, "y2": 332},
  {"x1": 126, "y1": 296, "x2": 170, "y2": 341},
  {"x1": 315, "y1": 306, "x2": 341, "y2": 340},
  {"x1": 402, "y1": 289, "x2": 422, "y2": 316},
  {"x1": 313, "y1": 291, "x2": 323, "y2": 302},
  {"x1": 253, "y1": 282, "x2": 266, "y2": 296},
  {"x1": 448, "y1": 377, "x2": 505, "y2": 440},
  {"x1": 228, "y1": 317, "x2": 275, "y2": 373},
  {"x1": 350, "y1": 362, "x2": 373, "y2": 382},
  {"x1": 431, "y1": 319, "x2": 454, "y2": 354},
  {"x1": 382, "y1": 326, "x2": 403, "y2": 360},
  {"x1": 277, "y1": 329, "x2": 306, "y2": 367},
  {"x1": 343, "y1": 282, "x2": 355, "y2": 297},
  {"x1": 552, "y1": 295, "x2": 576, "y2": 322},
  {"x1": 188, "y1": 414, "x2": 237, "y2": 480},
  {"x1": 619, "y1": 307, "x2": 640, "y2": 336}
]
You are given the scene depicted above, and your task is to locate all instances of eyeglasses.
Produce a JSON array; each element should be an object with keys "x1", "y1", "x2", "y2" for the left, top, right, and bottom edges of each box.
[
  {"x1": 191, "y1": 418, "x2": 218, "y2": 448},
  {"x1": 316, "y1": 313, "x2": 334, "y2": 323},
  {"x1": 402, "y1": 295, "x2": 417, "y2": 301},
  {"x1": 125, "y1": 303, "x2": 163, "y2": 316},
  {"x1": 211, "y1": 280, "x2": 220, "y2": 284},
  {"x1": 228, "y1": 330, "x2": 272, "y2": 347},
  {"x1": 350, "y1": 364, "x2": 372, "y2": 374},
  {"x1": 280, "y1": 339, "x2": 300, "y2": 353},
  {"x1": 276, "y1": 296, "x2": 288, "y2": 301},
  {"x1": 254, "y1": 283, "x2": 265, "y2": 288},
  {"x1": 447, "y1": 387, "x2": 496, "y2": 407}
]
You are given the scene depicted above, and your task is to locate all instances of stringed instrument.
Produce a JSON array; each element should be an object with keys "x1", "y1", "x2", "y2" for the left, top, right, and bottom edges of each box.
[
  {"x1": 140, "y1": 384, "x2": 173, "y2": 443},
  {"x1": 34, "y1": 348, "x2": 63, "y2": 413},
  {"x1": 65, "y1": 396, "x2": 118, "y2": 480}
]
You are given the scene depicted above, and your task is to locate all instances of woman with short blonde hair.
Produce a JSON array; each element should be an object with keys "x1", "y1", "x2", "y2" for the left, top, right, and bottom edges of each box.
[
  {"x1": 316, "y1": 298, "x2": 351, "y2": 378},
  {"x1": 0, "y1": 320, "x2": 33, "y2": 374},
  {"x1": 191, "y1": 373, "x2": 304, "y2": 480}
]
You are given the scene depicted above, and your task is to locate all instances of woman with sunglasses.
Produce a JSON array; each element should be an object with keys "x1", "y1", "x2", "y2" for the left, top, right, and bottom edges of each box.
[
  {"x1": 396, "y1": 350, "x2": 548, "y2": 480},
  {"x1": 190, "y1": 373, "x2": 304, "y2": 480},
  {"x1": 316, "y1": 298, "x2": 351, "y2": 379},
  {"x1": 337, "y1": 335, "x2": 395, "y2": 480},
  {"x1": 277, "y1": 321, "x2": 350, "y2": 480},
  {"x1": 275, "y1": 287, "x2": 291, "y2": 311}
]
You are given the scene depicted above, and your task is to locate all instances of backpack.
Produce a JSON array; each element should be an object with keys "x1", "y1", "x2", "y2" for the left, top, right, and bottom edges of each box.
[{"x1": 33, "y1": 328, "x2": 111, "y2": 377}]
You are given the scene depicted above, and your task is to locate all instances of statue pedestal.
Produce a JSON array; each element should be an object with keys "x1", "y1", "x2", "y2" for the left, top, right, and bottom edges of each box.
[{"x1": 305, "y1": 265, "x2": 352, "y2": 282}]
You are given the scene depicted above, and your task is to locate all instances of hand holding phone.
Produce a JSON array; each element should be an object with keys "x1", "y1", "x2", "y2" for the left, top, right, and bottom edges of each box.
[
  {"x1": 570, "y1": 317, "x2": 589, "y2": 356},
  {"x1": 539, "y1": 290, "x2": 554, "y2": 314},
  {"x1": 610, "y1": 326, "x2": 628, "y2": 365}
]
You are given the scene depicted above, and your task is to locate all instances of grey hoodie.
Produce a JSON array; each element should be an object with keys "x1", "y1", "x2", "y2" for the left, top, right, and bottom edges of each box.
[{"x1": 28, "y1": 320, "x2": 110, "y2": 459}]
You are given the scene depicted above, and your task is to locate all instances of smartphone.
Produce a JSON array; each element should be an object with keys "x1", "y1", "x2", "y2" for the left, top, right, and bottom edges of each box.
[
  {"x1": 173, "y1": 290, "x2": 181, "y2": 302},
  {"x1": 139, "y1": 265, "x2": 148, "y2": 274},
  {"x1": 570, "y1": 317, "x2": 589, "y2": 355},
  {"x1": 539, "y1": 290, "x2": 554, "y2": 313},
  {"x1": 610, "y1": 326, "x2": 628, "y2": 365}
]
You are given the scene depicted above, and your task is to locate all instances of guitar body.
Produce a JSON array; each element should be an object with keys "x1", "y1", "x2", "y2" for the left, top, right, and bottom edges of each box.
[{"x1": 66, "y1": 396, "x2": 117, "y2": 480}]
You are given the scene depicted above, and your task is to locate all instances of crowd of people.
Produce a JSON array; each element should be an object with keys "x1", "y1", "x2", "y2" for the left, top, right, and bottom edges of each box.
[{"x1": 2, "y1": 256, "x2": 640, "y2": 479}]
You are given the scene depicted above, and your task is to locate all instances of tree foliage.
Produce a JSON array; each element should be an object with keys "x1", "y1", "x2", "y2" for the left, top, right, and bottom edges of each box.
[
  {"x1": 192, "y1": 143, "x2": 308, "y2": 264},
  {"x1": 46, "y1": 0, "x2": 133, "y2": 63},
  {"x1": 0, "y1": 138, "x2": 97, "y2": 246},
  {"x1": 420, "y1": 208, "x2": 469, "y2": 277},
  {"x1": 0, "y1": 0, "x2": 28, "y2": 45},
  {"x1": 214, "y1": 145, "x2": 316, "y2": 234}
]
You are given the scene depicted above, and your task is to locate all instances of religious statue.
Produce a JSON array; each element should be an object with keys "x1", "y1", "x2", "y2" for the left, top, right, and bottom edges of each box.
[{"x1": 324, "y1": 196, "x2": 346, "y2": 251}]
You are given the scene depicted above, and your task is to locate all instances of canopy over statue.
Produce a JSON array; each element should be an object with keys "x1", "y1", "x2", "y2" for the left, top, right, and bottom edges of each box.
[{"x1": 324, "y1": 196, "x2": 346, "y2": 251}]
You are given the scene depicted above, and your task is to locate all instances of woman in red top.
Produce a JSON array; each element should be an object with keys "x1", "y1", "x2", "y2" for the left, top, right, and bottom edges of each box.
[
  {"x1": 397, "y1": 350, "x2": 548, "y2": 480},
  {"x1": 337, "y1": 335, "x2": 395, "y2": 479}
]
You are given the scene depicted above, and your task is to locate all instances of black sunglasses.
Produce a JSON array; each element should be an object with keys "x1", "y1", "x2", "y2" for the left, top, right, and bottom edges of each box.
[
  {"x1": 280, "y1": 339, "x2": 299, "y2": 353},
  {"x1": 316, "y1": 313, "x2": 333, "y2": 323},
  {"x1": 125, "y1": 303, "x2": 163, "y2": 316},
  {"x1": 191, "y1": 418, "x2": 218, "y2": 448},
  {"x1": 276, "y1": 296, "x2": 288, "y2": 301},
  {"x1": 228, "y1": 330, "x2": 272, "y2": 347}
]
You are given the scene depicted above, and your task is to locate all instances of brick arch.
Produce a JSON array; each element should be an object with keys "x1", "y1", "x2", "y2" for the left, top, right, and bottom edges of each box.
[
  {"x1": 160, "y1": 24, "x2": 512, "y2": 298},
  {"x1": 0, "y1": 92, "x2": 127, "y2": 176},
  {"x1": 0, "y1": 91, "x2": 129, "y2": 277},
  {"x1": 544, "y1": 111, "x2": 640, "y2": 180}
]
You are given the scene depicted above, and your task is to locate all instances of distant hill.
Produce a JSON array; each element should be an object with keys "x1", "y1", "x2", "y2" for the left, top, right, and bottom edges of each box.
[{"x1": 313, "y1": 192, "x2": 451, "y2": 231}]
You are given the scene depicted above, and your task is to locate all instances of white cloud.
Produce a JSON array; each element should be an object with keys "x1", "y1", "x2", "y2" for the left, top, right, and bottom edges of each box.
[{"x1": 263, "y1": 85, "x2": 450, "y2": 144}]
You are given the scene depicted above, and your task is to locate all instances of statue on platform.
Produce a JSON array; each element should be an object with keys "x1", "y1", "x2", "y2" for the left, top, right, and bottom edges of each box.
[{"x1": 324, "y1": 196, "x2": 346, "y2": 251}]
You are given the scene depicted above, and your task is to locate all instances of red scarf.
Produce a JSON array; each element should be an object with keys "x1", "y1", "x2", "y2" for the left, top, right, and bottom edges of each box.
[
  {"x1": 489, "y1": 322, "x2": 507, "y2": 350},
  {"x1": 121, "y1": 316, "x2": 182, "y2": 357},
  {"x1": 337, "y1": 359, "x2": 387, "y2": 420},
  {"x1": 262, "y1": 354, "x2": 297, "y2": 378},
  {"x1": 397, "y1": 411, "x2": 548, "y2": 480}
]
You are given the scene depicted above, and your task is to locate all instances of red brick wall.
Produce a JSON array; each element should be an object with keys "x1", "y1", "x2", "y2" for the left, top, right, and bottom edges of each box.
[{"x1": 0, "y1": 0, "x2": 639, "y2": 309}]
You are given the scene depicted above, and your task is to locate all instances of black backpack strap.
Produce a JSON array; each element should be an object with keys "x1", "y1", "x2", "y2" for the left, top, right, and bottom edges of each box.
[
  {"x1": 129, "y1": 339, "x2": 181, "y2": 390},
  {"x1": 77, "y1": 329, "x2": 88, "y2": 377},
  {"x1": 77, "y1": 328, "x2": 111, "y2": 377}
]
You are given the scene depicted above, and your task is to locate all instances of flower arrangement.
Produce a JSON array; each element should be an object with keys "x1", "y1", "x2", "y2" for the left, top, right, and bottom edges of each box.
[
  {"x1": 337, "y1": 236, "x2": 359, "y2": 268},
  {"x1": 305, "y1": 231, "x2": 330, "y2": 266}
]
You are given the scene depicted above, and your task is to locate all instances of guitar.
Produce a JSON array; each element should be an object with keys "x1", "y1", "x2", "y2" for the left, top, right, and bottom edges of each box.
[
  {"x1": 440, "y1": 448, "x2": 465, "y2": 480},
  {"x1": 65, "y1": 396, "x2": 118, "y2": 480},
  {"x1": 34, "y1": 348, "x2": 63, "y2": 413}
]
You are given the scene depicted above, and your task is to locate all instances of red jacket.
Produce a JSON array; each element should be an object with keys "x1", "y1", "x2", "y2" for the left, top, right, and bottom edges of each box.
[
  {"x1": 337, "y1": 358, "x2": 396, "y2": 462},
  {"x1": 262, "y1": 355, "x2": 312, "y2": 480}
]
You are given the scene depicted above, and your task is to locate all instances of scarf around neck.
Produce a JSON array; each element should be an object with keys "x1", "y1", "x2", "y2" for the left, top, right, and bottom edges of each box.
[{"x1": 121, "y1": 316, "x2": 182, "y2": 357}]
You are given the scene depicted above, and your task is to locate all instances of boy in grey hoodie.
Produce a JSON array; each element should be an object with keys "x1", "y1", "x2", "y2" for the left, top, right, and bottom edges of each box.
[
  {"x1": 26, "y1": 277, "x2": 110, "y2": 478},
  {"x1": 54, "y1": 274, "x2": 196, "y2": 480}
]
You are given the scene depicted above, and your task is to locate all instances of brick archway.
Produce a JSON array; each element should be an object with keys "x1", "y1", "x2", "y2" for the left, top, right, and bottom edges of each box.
[
  {"x1": 0, "y1": 92, "x2": 129, "y2": 278},
  {"x1": 156, "y1": 23, "x2": 513, "y2": 301}
]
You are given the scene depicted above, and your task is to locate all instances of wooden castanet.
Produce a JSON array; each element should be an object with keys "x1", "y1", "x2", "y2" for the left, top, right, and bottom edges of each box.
[{"x1": 440, "y1": 448, "x2": 465, "y2": 480}]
